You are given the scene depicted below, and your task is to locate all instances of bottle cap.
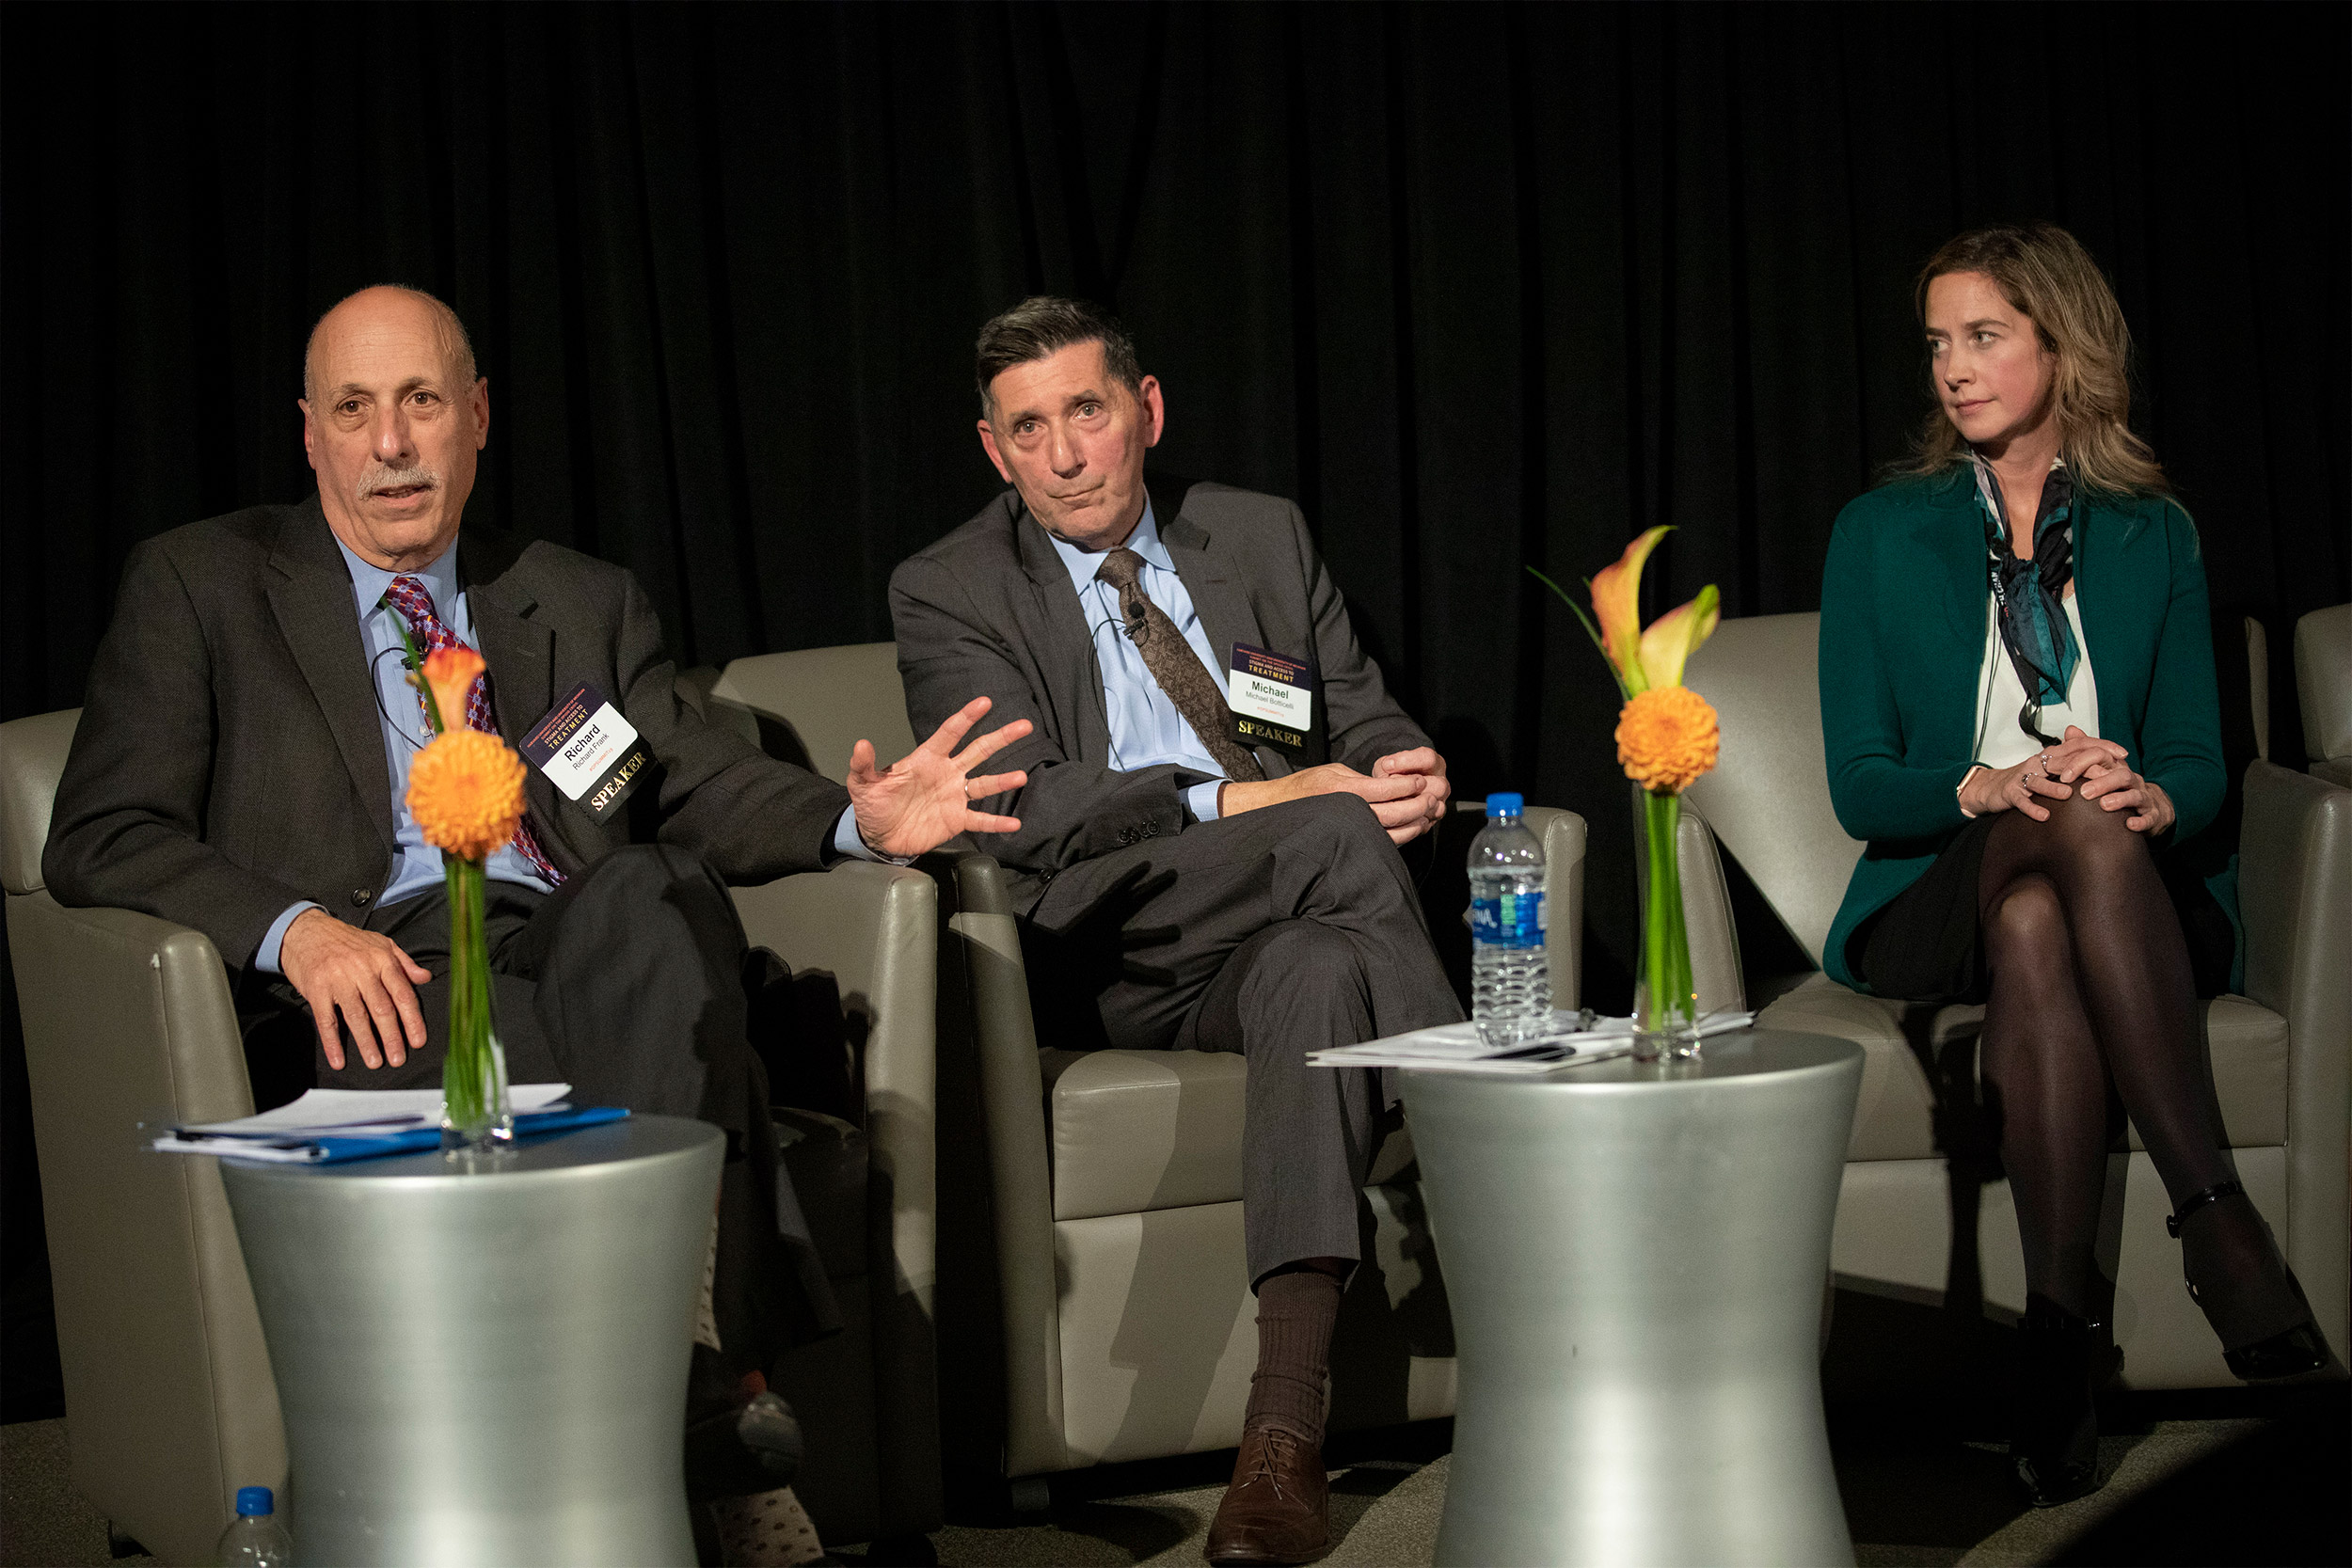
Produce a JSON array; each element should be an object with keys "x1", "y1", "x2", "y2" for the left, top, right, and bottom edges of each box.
[
  {"x1": 1485, "y1": 792, "x2": 1524, "y2": 816},
  {"x1": 235, "y1": 1486, "x2": 273, "y2": 1517}
]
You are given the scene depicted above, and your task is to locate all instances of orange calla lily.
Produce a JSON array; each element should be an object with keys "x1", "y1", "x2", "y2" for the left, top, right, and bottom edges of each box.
[
  {"x1": 420, "y1": 645, "x2": 485, "y2": 735},
  {"x1": 1637, "y1": 583, "x2": 1721, "y2": 689},
  {"x1": 1589, "y1": 525, "x2": 1672, "y2": 694}
]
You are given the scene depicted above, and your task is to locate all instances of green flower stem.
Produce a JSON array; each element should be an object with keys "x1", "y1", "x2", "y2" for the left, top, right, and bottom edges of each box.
[
  {"x1": 440, "y1": 851, "x2": 503, "y2": 1141},
  {"x1": 1641, "y1": 790, "x2": 1697, "y2": 1037}
]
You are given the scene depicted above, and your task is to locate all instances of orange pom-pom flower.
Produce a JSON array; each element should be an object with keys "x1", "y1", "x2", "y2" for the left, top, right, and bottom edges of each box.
[
  {"x1": 406, "y1": 728, "x2": 528, "y2": 862},
  {"x1": 419, "y1": 645, "x2": 485, "y2": 734},
  {"x1": 1615, "y1": 685, "x2": 1721, "y2": 795}
]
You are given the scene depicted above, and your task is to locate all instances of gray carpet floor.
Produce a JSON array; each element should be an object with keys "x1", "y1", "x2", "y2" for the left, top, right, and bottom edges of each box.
[{"x1": 7, "y1": 1386, "x2": 2343, "y2": 1568}]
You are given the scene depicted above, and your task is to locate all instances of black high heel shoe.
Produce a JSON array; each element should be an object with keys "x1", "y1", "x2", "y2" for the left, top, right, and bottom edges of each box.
[
  {"x1": 2011, "y1": 1293, "x2": 2112, "y2": 1508},
  {"x1": 2169, "y1": 1181, "x2": 2332, "y2": 1382}
]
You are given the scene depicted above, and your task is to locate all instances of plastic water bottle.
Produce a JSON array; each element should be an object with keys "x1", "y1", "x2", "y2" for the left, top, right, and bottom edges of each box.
[
  {"x1": 1470, "y1": 792, "x2": 1549, "y2": 1046},
  {"x1": 215, "y1": 1486, "x2": 292, "y2": 1567}
]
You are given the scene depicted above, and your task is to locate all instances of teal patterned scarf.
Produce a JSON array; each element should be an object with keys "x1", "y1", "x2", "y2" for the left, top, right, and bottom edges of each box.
[{"x1": 1972, "y1": 452, "x2": 2079, "y2": 742}]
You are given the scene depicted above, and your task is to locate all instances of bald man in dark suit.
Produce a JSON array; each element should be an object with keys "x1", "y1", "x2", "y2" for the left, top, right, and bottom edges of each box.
[{"x1": 46, "y1": 285, "x2": 1030, "y2": 1498}]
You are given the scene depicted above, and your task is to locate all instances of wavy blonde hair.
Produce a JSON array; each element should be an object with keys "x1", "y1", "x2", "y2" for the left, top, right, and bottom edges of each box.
[{"x1": 1907, "y1": 223, "x2": 2170, "y2": 498}]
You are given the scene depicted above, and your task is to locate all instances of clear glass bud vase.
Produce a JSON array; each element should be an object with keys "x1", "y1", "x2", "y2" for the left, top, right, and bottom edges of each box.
[
  {"x1": 1634, "y1": 789, "x2": 1701, "y2": 1061},
  {"x1": 439, "y1": 854, "x2": 514, "y2": 1152}
]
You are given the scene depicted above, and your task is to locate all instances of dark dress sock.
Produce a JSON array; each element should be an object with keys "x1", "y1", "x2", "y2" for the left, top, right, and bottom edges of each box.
[{"x1": 1244, "y1": 1267, "x2": 1343, "y2": 1446}]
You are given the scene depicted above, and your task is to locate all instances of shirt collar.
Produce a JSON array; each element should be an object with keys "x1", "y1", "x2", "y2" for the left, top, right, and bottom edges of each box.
[
  {"x1": 1047, "y1": 498, "x2": 1168, "y2": 597},
  {"x1": 333, "y1": 533, "x2": 461, "y2": 624}
]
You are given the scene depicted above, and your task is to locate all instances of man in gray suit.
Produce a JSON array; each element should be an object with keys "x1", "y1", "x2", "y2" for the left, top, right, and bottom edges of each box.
[
  {"x1": 891, "y1": 297, "x2": 1463, "y2": 1565},
  {"x1": 45, "y1": 285, "x2": 1029, "y2": 1495}
]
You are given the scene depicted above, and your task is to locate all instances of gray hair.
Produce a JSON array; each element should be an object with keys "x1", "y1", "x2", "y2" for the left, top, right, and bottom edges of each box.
[
  {"x1": 302, "y1": 285, "x2": 478, "y2": 404},
  {"x1": 975, "y1": 295, "x2": 1143, "y2": 417}
]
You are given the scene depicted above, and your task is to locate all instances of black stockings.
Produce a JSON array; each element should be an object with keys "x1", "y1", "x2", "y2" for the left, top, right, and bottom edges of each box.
[{"x1": 1976, "y1": 790, "x2": 2294, "y2": 1341}]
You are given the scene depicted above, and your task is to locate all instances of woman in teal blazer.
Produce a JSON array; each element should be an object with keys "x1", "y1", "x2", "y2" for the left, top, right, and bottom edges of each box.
[{"x1": 1820, "y1": 225, "x2": 2327, "y2": 1507}]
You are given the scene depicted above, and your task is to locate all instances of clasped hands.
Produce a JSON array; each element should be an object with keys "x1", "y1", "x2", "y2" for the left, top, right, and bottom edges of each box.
[
  {"x1": 1959, "y1": 723, "x2": 2174, "y2": 834},
  {"x1": 286, "y1": 696, "x2": 1032, "y2": 1072},
  {"x1": 1218, "y1": 746, "x2": 1451, "y2": 845}
]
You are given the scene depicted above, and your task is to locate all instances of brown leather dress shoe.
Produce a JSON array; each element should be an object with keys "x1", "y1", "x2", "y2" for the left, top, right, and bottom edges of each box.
[{"x1": 1204, "y1": 1424, "x2": 1329, "y2": 1564}]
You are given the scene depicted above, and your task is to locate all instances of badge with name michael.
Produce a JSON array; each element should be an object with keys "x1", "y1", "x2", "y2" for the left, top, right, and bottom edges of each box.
[
  {"x1": 521, "y1": 682, "x2": 650, "y2": 821},
  {"x1": 1227, "y1": 642, "x2": 1321, "y2": 762}
]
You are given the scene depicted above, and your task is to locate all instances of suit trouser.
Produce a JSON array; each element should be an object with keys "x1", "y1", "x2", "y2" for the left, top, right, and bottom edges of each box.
[
  {"x1": 1024, "y1": 794, "x2": 1463, "y2": 1284},
  {"x1": 262, "y1": 843, "x2": 839, "y2": 1365}
]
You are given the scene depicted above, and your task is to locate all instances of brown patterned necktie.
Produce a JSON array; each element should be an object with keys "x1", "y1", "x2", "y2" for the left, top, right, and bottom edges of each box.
[{"x1": 1093, "y1": 546, "x2": 1266, "y2": 784}]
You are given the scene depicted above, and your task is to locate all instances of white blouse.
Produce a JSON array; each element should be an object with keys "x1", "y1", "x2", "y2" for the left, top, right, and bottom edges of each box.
[{"x1": 1971, "y1": 586, "x2": 2099, "y2": 770}]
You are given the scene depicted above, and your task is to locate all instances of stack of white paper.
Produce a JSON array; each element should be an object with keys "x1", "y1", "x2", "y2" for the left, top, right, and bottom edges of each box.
[
  {"x1": 151, "y1": 1085, "x2": 574, "y2": 1162},
  {"x1": 1307, "y1": 1011, "x2": 1755, "y2": 1076}
]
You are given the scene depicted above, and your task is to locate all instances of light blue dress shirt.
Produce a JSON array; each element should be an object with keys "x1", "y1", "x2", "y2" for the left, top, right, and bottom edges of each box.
[
  {"x1": 1048, "y1": 500, "x2": 1233, "y2": 822},
  {"x1": 255, "y1": 537, "x2": 883, "y2": 974}
]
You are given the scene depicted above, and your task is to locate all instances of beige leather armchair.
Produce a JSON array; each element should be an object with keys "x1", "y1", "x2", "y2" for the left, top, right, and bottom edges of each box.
[
  {"x1": 2295, "y1": 604, "x2": 2351, "y2": 788},
  {"x1": 2, "y1": 710, "x2": 285, "y2": 1568},
  {"x1": 0, "y1": 705, "x2": 943, "y2": 1561},
  {"x1": 707, "y1": 645, "x2": 1585, "y2": 1509},
  {"x1": 1675, "y1": 613, "x2": 2349, "y2": 1389}
]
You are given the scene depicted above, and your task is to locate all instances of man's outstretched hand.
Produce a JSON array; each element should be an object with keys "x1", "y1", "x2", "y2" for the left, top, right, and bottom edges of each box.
[{"x1": 848, "y1": 695, "x2": 1032, "y2": 858}]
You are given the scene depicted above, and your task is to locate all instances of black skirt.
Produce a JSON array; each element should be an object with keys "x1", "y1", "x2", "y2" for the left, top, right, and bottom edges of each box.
[
  {"x1": 1850, "y1": 815, "x2": 2238, "y2": 1006},
  {"x1": 1851, "y1": 816, "x2": 2002, "y2": 1006}
]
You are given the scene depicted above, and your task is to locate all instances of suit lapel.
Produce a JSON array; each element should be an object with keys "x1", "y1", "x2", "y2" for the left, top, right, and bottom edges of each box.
[
  {"x1": 461, "y1": 531, "x2": 552, "y2": 751},
  {"x1": 461, "y1": 531, "x2": 566, "y2": 861},
  {"x1": 1888, "y1": 473, "x2": 2000, "y2": 765},
  {"x1": 1158, "y1": 480, "x2": 1264, "y2": 674},
  {"x1": 264, "y1": 499, "x2": 395, "y2": 854},
  {"x1": 1014, "y1": 502, "x2": 1113, "y2": 763},
  {"x1": 1919, "y1": 469, "x2": 1989, "y2": 653},
  {"x1": 1159, "y1": 479, "x2": 1284, "y2": 773}
]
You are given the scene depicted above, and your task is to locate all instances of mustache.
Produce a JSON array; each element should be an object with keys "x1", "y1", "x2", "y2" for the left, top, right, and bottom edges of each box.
[{"x1": 359, "y1": 463, "x2": 439, "y2": 499}]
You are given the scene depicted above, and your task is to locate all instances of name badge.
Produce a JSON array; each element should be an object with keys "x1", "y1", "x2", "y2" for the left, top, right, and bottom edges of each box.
[
  {"x1": 521, "y1": 682, "x2": 650, "y2": 821},
  {"x1": 1228, "y1": 642, "x2": 1319, "y2": 761}
]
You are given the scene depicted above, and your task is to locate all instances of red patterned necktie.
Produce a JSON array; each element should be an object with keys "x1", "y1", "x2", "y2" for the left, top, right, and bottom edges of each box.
[{"x1": 382, "y1": 575, "x2": 566, "y2": 886}]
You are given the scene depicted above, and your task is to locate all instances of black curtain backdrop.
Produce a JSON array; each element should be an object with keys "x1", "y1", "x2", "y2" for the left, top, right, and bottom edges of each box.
[{"x1": 2, "y1": 2, "x2": 2345, "y2": 1420}]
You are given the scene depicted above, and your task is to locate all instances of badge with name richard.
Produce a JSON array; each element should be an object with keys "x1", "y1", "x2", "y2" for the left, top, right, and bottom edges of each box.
[
  {"x1": 521, "y1": 682, "x2": 650, "y2": 821},
  {"x1": 1227, "y1": 642, "x2": 1321, "y2": 762}
]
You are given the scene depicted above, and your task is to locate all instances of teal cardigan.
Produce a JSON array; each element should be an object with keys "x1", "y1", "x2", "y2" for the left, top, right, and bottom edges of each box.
[{"x1": 1819, "y1": 468, "x2": 2226, "y2": 990}]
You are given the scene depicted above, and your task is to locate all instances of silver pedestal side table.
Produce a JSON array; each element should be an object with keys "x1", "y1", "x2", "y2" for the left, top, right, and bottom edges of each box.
[
  {"x1": 221, "y1": 1116, "x2": 723, "y2": 1567},
  {"x1": 1404, "y1": 1029, "x2": 1864, "y2": 1568}
]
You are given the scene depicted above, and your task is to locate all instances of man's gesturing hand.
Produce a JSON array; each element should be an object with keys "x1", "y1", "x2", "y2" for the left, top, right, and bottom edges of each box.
[
  {"x1": 848, "y1": 695, "x2": 1032, "y2": 859},
  {"x1": 278, "y1": 908, "x2": 431, "y2": 1071}
]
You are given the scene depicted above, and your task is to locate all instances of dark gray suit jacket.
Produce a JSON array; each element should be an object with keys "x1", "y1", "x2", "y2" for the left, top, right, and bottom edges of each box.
[
  {"x1": 44, "y1": 496, "x2": 850, "y2": 980},
  {"x1": 889, "y1": 477, "x2": 1429, "y2": 909}
]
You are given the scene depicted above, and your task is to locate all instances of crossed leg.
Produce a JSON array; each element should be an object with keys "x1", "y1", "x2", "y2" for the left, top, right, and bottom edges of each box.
[{"x1": 1976, "y1": 788, "x2": 2300, "y2": 1347}]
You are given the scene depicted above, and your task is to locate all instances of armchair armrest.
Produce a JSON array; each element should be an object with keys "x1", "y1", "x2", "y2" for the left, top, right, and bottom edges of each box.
[
  {"x1": 1672, "y1": 803, "x2": 1747, "y2": 1018},
  {"x1": 6, "y1": 892, "x2": 283, "y2": 1566},
  {"x1": 731, "y1": 861, "x2": 938, "y2": 1298},
  {"x1": 2235, "y1": 761, "x2": 2352, "y2": 1354},
  {"x1": 1519, "y1": 807, "x2": 1588, "y2": 1011},
  {"x1": 729, "y1": 862, "x2": 941, "y2": 1519},
  {"x1": 924, "y1": 848, "x2": 1067, "y2": 1480}
]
